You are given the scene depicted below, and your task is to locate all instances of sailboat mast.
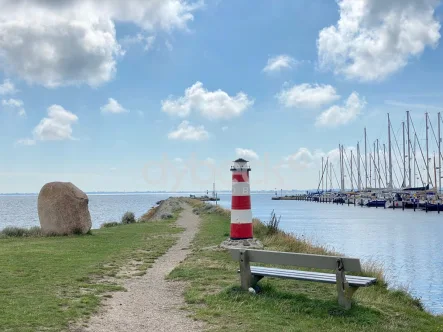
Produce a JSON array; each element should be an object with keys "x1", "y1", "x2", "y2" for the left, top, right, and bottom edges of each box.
[
  {"x1": 414, "y1": 135, "x2": 417, "y2": 187},
  {"x1": 434, "y1": 153, "x2": 437, "y2": 192},
  {"x1": 357, "y1": 142, "x2": 361, "y2": 191},
  {"x1": 351, "y1": 150, "x2": 354, "y2": 191},
  {"x1": 338, "y1": 144, "x2": 343, "y2": 191},
  {"x1": 383, "y1": 143, "x2": 388, "y2": 186},
  {"x1": 321, "y1": 157, "x2": 324, "y2": 192},
  {"x1": 388, "y1": 113, "x2": 393, "y2": 189},
  {"x1": 364, "y1": 128, "x2": 368, "y2": 189},
  {"x1": 403, "y1": 121, "x2": 406, "y2": 188},
  {"x1": 426, "y1": 112, "x2": 430, "y2": 187},
  {"x1": 325, "y1": 161, "x2": 328, "y2": 192},
  {"x1": 377, "y1": 139, "x2": 381, "y2": 188},
  {"x1": 439, "y1": 112, "x2": 442, "y2": 194},
  {"x1": 339, "y1": 145, "x2": 343, "y2": 191},
  {"x1": 373, "y1": 141, "x2": 377, "y2": 188},
  {"x1": 407, "y1": 111, "x2": 411, "y2": 187},
  {"x1": 330, "y1": 162, "x2": 333, "y2": 191},
  {"x1": 341, "y1": 145, "x2": 345, "y2": 191}
]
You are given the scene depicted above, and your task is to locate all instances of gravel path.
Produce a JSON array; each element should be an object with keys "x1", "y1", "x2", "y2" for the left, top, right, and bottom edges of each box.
[{"x1": 83, "y1": 202, "x2": 204, "y2": 332}]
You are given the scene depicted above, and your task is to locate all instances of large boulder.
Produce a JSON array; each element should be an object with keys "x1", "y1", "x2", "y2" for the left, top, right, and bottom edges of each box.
[{"x1": 38, "y1": 182, "x2": 92, "y2": 235}]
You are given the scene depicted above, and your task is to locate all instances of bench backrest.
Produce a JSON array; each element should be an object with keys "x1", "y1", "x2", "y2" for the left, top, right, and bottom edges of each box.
[{"x1": 229, "y1": 249, "x2": 362, "y2": 272}]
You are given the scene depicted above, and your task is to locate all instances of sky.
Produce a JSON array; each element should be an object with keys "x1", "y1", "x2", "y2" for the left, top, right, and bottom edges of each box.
[{"x1": 1, "y1": 0, "x2": 443, "y2": 193}]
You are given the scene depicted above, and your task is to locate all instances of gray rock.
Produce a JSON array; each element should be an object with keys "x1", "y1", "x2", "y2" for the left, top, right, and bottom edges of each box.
[
  {"x1": 38, "y1": 182, "x2": 92, "y2": 235},
  {"x1": 220, "y1": 238, "x2": 264, "y2": 249}
]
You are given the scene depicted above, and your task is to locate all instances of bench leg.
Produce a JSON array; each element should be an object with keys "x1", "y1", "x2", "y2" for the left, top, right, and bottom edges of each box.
[
  {"x1": 336, "y1": 259, "x2": 358, "y2": 310},
  {"x1": 239, "y1": 250, "x2": 252, "y2": 290},
  {"x1": 337, "y1": 285, "x2": 358, "y2": 310}
]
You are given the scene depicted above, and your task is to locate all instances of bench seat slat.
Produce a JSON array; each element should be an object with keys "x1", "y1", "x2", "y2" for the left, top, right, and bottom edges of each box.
[
  {"x1": 250, "y1": 266, "x2": 376, "y2": 287},
  {"x1": 251, "y1": 266, "x2": 376, "y2": 282}
]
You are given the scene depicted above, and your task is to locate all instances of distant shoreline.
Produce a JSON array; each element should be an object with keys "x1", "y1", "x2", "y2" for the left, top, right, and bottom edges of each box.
[{"x1": 0, "y1": 190, "x2": 307, "y2": 196}]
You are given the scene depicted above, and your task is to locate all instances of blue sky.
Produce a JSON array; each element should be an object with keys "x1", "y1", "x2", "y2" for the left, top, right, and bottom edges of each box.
[{"x1": 1, "y1": 0, "x2": 443, "y2": 193}]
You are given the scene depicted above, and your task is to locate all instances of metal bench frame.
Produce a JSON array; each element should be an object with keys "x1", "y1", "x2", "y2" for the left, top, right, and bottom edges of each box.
[{"x1": 229, "y1": 248, "x2": 377, "y2": 310}]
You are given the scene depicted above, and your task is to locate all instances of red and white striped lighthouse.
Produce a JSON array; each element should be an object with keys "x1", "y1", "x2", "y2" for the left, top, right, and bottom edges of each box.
[{"x1": 230, "y1": 158, "x2": 252, "y2": 240}]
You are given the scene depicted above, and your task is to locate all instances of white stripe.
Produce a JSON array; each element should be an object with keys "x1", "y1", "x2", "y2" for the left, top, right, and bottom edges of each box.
[
  {"x1": 232, "y1": 182, "x2": 251, "y2": 196},
  {"x1": 231, "y1": 209, "x2": 252, "y2": 224}
]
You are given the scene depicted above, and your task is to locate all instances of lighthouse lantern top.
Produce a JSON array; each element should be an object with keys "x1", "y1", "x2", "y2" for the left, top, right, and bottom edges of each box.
[{"x1": 231, "y1": 158, "x2": 251, "y2": 171}]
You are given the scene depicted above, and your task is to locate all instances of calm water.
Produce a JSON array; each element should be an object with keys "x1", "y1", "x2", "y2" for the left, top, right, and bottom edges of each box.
[
  {"x1": 0, "y1": 193, "x2": 184, "y2": 230},
  {"x1": 0, "y1": 192, "x2": 442, "y2": 314}
]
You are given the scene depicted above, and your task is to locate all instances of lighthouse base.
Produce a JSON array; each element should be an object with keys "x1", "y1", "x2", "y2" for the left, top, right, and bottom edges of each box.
[
  {"x1": 230, "y1": 223, "x2": 253, "y2": 240},
  {"x1": 220, "y1": 238, "x2": 264, "y2": 250}
]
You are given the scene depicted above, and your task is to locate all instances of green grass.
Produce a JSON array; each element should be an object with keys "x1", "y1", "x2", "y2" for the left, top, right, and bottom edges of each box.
[
  {"x1": 169, "y1": 200, "x2": 443, "y2": 332},
  {"x1": 0, "y1": 217, "x2": 182, "y2": 332}
]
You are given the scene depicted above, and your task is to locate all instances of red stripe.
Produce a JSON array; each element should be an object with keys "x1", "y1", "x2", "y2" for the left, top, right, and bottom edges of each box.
[
  {"x1": 231, "y1": 196, "x2": 251, "y2": 210},
  {"x1": 232, "y1": 173, "x2": 249, "y2": 183},
  {"x1": 230, "y1": 223, "x2": 253, "y2": 239}
]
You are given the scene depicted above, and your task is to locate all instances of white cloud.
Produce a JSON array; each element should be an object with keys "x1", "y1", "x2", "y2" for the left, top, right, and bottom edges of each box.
[
  {"x1": 222, "y1": 126, "x2": 229, "y2": 132},
  {"x1": 277, "y1": 83, "x2": 340, "y2": 109},
  {"x1": 263, "y1": 54, "x2": 298, "y2": 73},
  {"x1": 2, "y1": 98, "x2": 25, "y2": 117},
  {"x1": 235, "y1": 148, "x2": 259, "y2": 160},
  {"x1": 121, "y1": 33, "x2": 156, "y2": 51},
  {"x1": 0, "y1": 79, "x2": 17, "y2": 95},
  {"x1": 284, "y1": 146, "x2": 355, "y2": 170},
  {"x1": 168, "y1": 121, "x2": 209, "y2": 141},
  {"x1": 174, "y1": 157, "x2": 183, "y2": 163},
  {"x1": 162, "y1": 81, "x2": 254, "y2": 120},
  {"x1": 316, "y1": 92, "x2": 366, "y2": 127},
  {"x1": 33, "y1": 105, "x2": 78, "y2": 141},
  {"x1": 15, "y1": 138, "x2": 36, "y2": 146},
  {"x1": 285, "y1": 148, "x2": 324, "y2": 168},
  {"x1": 317, "y1": 0, "x2": 441, "y2": 81},
  {"x1": 0, "y1": 0, "x2": 202, "y2": 87},
  {"x1": 100, "y1": 98, "x2": 128, "y2": 114}
]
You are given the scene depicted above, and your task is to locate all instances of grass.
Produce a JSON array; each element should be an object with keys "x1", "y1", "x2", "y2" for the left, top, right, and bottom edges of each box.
[
  {"x1": 0, "y1": 214, "x2": 182, "y2": 332},
  {"x1": 169, "y1": 200, "x2": 443, "y2": 332}
]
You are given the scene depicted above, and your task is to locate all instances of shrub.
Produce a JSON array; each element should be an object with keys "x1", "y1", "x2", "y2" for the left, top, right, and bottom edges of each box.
[
  {"x1": 1, "y1": 227, "x2": 26, "y2": 237},
  {"x1": 121, "y1": 211, "x2": 136, "y2": 224},
  {"x1": 101, "y1": 222, "x2": 120, "y2": 228},
  {"x1": 27, "y1": 226, "x2": 43, "y2": 237},
  {"x1": 160, "y1": 213, "x2": 173, "y2": 220},
  {"x1": 0, "y1": 226, "x2": 43, "y2": 238}
]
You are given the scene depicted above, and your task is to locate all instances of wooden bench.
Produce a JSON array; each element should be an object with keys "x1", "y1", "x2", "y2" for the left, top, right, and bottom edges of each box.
[{"x1": 229, "y1": 248, "x2": 377, "y2": 309}]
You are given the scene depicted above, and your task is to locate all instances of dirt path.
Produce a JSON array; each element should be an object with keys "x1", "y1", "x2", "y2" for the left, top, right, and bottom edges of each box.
[{"x1": 83, "y1": 202, "x2": 204, "y2": 332}]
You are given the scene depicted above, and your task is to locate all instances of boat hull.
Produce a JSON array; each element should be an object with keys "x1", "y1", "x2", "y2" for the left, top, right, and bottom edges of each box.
[{"x1": 366, "y1": 200, "x2": 386, "y2": 207}]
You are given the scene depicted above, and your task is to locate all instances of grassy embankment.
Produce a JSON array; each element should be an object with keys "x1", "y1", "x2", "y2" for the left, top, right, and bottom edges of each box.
[
  {"x1": 169, "y1": 200, "x2": 443, "y2": 332},
  {"x1": 0, "y1": 206, "x2": 181, "y2": 332}
]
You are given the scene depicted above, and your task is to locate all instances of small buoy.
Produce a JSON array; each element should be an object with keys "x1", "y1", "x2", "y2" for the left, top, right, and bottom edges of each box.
[{"x1": 248, "y1": 287, "x2": 256, "y2": 294}]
